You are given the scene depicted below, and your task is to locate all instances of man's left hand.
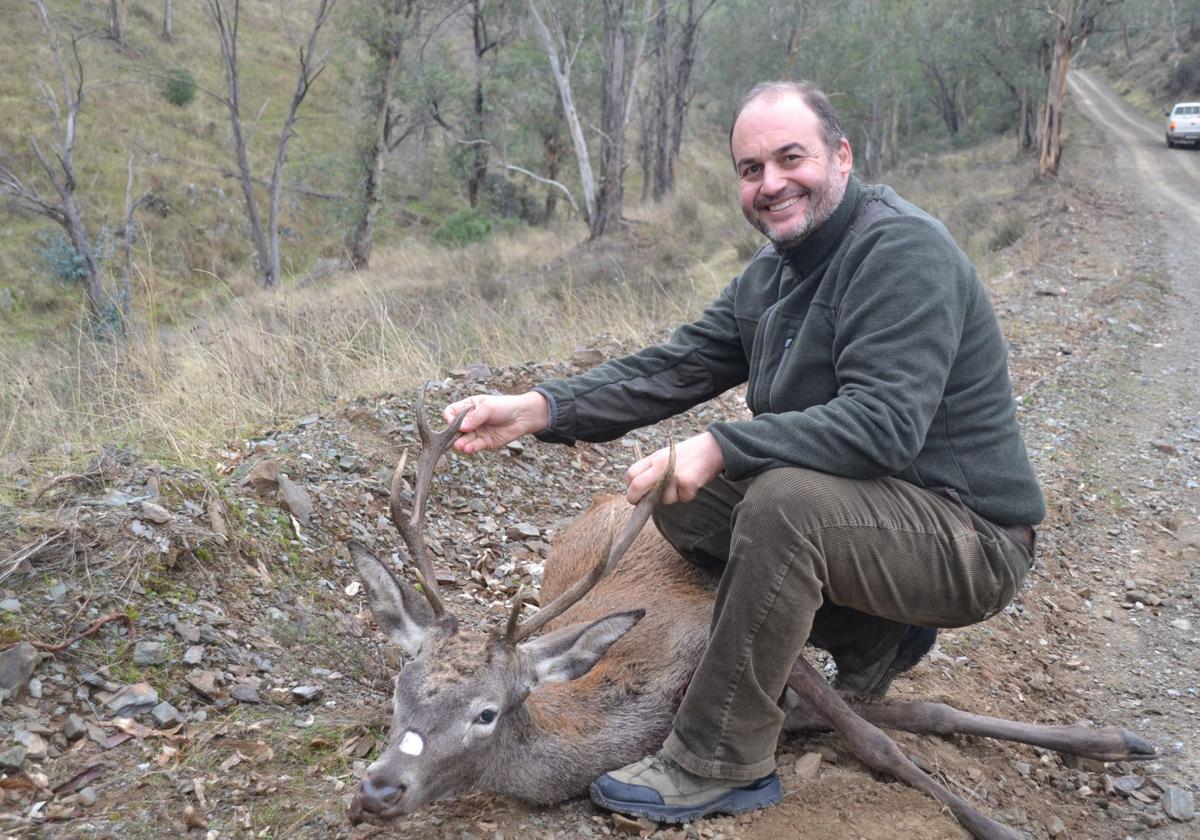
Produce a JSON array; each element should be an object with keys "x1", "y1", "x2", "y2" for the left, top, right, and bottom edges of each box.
[{"x1": 626, "y1": 431, "x2": 725, "y2": 506}]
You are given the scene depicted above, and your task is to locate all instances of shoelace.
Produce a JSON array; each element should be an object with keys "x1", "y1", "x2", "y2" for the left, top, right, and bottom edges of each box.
[{"x1": 646, "y1": 752, "x2": 688, "y2": 791}]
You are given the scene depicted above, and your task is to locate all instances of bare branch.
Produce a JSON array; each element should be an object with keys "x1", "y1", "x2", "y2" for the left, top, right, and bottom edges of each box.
[{"x1": 502, "y1": 164, "x2": 579, "y2": 215}]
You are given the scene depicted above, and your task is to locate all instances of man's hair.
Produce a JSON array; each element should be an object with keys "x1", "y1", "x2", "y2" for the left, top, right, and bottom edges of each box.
[{"x1": 728, "y1": 80, "x2": 846, "y2": 157}]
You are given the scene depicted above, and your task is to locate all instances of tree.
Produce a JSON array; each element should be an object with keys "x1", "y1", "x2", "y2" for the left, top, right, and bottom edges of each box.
[
  {"x1": 0, "y1": 1, "x2": 109, "y2": 324},
  {"x1": 344, "y1": 0, "x2": 426, "y2": 269},
  {"x1": 1036, "y1": 0, "x2": 1119, "y2": 178},
  {"x1": 642, "y1": 0, "x2": 714, "y2": 200},
  {"x1": 205, "y1": 0, "x2": 337, "y2": 287},
  {"x1": 527, "y1": 0, "x2": 599, "y2": 227},
  {"x1": 423, "y1": 1, "x2": 519, "y2": 208},
  {"x1": 109, "y1": 0, "x2": 128, "y2": 46},
  {"x1": 589, "y1": 0, "x2": 645, "y2": 238}
]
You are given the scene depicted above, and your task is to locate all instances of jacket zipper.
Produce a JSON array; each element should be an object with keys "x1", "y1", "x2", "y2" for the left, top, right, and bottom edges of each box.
[
  {"x1": 751, "y1": 305, "x2": 780, "y2": 410},
  {"x1": 767, "y1": 332, "x2": 797, "y2": 402}
]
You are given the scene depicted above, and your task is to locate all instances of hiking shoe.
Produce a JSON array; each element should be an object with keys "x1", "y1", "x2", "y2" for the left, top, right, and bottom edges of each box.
[
  {"x1": 833, "y1": 625, "x2": 938, "y2": 696},
  {"x1": 589, "y1": 752, "x2": 781, "y2": 824}
]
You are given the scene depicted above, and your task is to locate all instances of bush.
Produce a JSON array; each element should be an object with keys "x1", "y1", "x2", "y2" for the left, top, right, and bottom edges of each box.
[
  {"x1": 35, "y1": 232, "x2": 90, "y2": 283},
  {"x1": 161, "y1": 67, "x2": 197, "y2": 107},
  {"x1": 1166, "y1": 52, "x2": 1200, "y2": 97},
  {"x1": 432, "y1": 208, "x2": 493, "y2": 248},
  {"x1": 988, "y1": 215, "x2": 1026, "y2": 252},
  {"x1": 34, "y1": 229, "x2": 112, "y2": 283}
]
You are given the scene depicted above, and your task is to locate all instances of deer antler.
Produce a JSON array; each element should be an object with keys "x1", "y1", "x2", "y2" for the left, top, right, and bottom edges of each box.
[
  {"x1": 506, "y1": 444, "x2": 676, "y2": 645},
  {"x1": 389, "y1": 384, "x2": 473, "y2": 619}
]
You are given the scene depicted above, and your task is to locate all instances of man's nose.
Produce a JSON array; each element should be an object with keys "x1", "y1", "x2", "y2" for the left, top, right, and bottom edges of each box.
[{"x1": 761, "y1": 162, "x2": 789, "y2": 196}]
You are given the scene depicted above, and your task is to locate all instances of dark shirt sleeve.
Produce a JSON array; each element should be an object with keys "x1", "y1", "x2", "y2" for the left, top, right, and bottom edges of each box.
[
  {"x1": 534, "y1": 276, "x2": 750, "y2": 445},
  {"x1": 708, "y1": 216, "x2": 972, "y2": 480}
]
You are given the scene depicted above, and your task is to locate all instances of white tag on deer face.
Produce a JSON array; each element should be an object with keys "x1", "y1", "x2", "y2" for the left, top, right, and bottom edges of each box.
[{"x1": 399, "y1": 730, "x2": 424, "y2": 756}]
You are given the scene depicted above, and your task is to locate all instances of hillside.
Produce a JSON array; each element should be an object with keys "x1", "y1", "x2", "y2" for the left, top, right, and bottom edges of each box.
[{"x1": 0, "y1": 0, "x2": 360, "y2": 339}]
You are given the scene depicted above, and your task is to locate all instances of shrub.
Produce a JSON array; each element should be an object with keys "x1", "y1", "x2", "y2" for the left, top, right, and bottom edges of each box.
[
  {"x1": 35, "y1": 232, "x2": 90, "y2": 283},
  {"x1": 1166, "y1": 53, "x2": 1200, "y2": 97},
  {"x1": 432, "y1": 208, "x2": 493, "y2": 248},
  {"x1": 161, "y1": 67, "x2": 197, "y2": 107},
  {"x1": 34, "y1": 229, "x2": 112, "y2": 283},
  {"x1": 988, "y1": 215, "x2": 1026, "y2": 252}
]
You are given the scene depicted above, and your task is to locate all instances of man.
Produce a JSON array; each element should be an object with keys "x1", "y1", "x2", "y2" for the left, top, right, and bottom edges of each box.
[{"x1": 442, "y1": 80, "x2": 1043, "y2": 823}]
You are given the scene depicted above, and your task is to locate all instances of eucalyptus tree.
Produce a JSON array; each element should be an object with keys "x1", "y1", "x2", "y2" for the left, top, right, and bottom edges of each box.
[
  {"x1": 343, "y1": 0, "x2": 429, "y2": 269},
  {"x1": 205, "y1": 0, "x2": 337, "y2": 287}
]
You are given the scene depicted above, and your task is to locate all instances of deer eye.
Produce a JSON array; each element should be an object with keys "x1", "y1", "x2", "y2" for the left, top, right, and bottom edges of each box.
[{"x1": 477, "y1": 708, "x2": 498, "y2": 725}]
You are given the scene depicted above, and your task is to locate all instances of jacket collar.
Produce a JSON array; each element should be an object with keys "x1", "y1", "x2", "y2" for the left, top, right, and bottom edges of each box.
[{"x1": 779, "y1": 174, "x2": 863, "y2": 277}]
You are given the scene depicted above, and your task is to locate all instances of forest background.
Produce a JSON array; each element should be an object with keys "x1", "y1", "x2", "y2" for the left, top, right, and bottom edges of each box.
[{"x1": 1, "y1": 0, "x2": 1198, "y2": 477}]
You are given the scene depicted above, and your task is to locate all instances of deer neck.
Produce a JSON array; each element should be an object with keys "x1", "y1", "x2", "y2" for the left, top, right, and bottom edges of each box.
[{"x1": 478, "y1": 681, "x2": 674, "y2": 804}]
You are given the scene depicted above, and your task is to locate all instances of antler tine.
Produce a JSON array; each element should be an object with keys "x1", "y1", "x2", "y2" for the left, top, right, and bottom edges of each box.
[
  {"x1": 388, "y1": 384, "x2": 474, "y2": 619},
  {"x1": 507, "y1": 443, "x2": 676, "y2": 645}
]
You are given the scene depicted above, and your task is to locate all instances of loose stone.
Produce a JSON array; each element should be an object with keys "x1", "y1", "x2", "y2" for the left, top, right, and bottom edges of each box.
[
  {"x1": 1162, "y1": 786, "x2": 1195, "y2": 822},
  {"x1": 133, "y1": 641, "x2": 168, "y2": 666}
]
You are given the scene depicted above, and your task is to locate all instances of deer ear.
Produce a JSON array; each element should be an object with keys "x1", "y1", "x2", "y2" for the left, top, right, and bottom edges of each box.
[
  {"x1": 519, "y1": 609, "x2": 645, "y2": 688},
  {"x1": 348, "y1": 540, "x2": 435, "y2": 657}
]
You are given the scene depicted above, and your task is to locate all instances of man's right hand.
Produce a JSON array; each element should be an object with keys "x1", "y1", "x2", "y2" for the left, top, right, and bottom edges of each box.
[{"x1": 442, "y1": 392, "x2": 550, "y2": 454}]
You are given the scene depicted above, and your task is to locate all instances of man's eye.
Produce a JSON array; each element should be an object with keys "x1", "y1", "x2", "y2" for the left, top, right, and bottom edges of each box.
[{"x1": 477, "y1": 708, "x2": 498, "y2": 724}]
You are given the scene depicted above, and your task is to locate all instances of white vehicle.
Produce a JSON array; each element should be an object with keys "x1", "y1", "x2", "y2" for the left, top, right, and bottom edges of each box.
[{"x1": 1166, "y1": 102, "x2": 1200, "y2": 148}]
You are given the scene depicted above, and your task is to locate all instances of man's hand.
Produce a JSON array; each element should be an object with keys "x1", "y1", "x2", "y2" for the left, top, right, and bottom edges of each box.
[
  {"x1": 442, "y1": 392, "x2": 550, "y2": 454},
  {"x1": 626, "y1": 431, "x2": 725, "y2": 505}
]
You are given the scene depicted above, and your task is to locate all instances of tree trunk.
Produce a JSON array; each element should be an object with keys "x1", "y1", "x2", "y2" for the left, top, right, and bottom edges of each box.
[
  {"x1": 466, "y1": 0, "x2": 491, "y2": 208},
  {"x1": 668, "y1": 0, "x2": 702, "y2": 168},
  {"x1": 109, "y1": 0, "x2": 128, "y2": 46},
  {"x1": 1037, "y1": 0, "x2": 1074, "y2": 178},
  {"x1": 348, "y1": 40, "x2": 402, "y2": 269},
  {"x1": 65, "y1": 199, "x2": 105, "y2": 321},
  {"x1": 650, "y1": 0, "x2": 671, "y2": 201},
  {"x1": 886, "y1": 98, "x2": 901, "y2": 169},
  {"x1": 163, "y1": 0, "x2": 174, "y2": 42},
  {"x1": 590, "y1": 0, "x2": 633, "y2": 240},
  {"x1": 528, "y1": 0, "x2": 597, "y2": 224},
  {"x1": 543, "y1": 131, "x2": 560, "y2": 220}
]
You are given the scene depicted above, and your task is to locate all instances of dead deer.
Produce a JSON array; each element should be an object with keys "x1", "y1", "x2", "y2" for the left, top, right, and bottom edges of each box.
[{"x1": 346, "y1": 392, "x2": 1155, "y2": 840}]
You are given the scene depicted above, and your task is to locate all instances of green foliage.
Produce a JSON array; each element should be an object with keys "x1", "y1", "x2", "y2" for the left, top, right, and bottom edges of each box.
[
  {"x1": 160, "y1": 66, "x2": 198, "y2": 107},
  {"x1": 432, "y1": 208, "x2": 493, "y2": 248},
  {"x1": 989, "y1": 215, "x2": 1026, "y2": 252},
  {"x1": 34, "y1": 228, "x2": 111, "y2": 284},
  {"x1": 1168, "y1": 53, "x2": 1200, "y2": 96},
  {"x1": 34, "y1": 232, "x2": 89, "y2": 284}
]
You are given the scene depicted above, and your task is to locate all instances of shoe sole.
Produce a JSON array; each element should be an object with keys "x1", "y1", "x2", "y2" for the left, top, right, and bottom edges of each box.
[{"x1": 588, "y1": 773, "x2": 782, "y2": 824}]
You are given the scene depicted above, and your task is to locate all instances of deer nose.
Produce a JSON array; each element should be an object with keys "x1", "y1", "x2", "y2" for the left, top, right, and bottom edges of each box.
[{"x1": 360, "y1": 774, "x2": 407, "y2": 812}]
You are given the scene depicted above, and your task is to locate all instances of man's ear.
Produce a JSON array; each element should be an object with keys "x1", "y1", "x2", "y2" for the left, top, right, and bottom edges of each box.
[
  {"x1": 348, "y1": 541, "x2": 435, "y2": 657},
  {"x1": 835, "y1": 136, "x2": 853, "y2": 176},
  {"x1": 518, "y1": 610, "x2": 645, "y2": 689}
]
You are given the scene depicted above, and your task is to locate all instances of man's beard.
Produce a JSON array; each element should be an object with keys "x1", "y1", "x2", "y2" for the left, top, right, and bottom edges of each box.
[{"x1": 753, "y1": 165, "x2": 847, "y2": 250}]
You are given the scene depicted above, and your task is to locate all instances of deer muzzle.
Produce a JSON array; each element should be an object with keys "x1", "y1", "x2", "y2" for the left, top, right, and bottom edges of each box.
[{"x1": 348, "y1": 773, "x2": 409, "y2": 824}]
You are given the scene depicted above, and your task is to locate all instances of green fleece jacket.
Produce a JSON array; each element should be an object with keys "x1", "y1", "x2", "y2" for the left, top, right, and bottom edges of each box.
[{"x1": 534, "y1": 176, "x2": 1045, "y2": 526}]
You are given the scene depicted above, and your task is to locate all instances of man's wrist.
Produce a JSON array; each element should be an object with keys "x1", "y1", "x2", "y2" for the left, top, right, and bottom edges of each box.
[{"x1": 525, "y1": 390, "x2": 551, "y2": 434}]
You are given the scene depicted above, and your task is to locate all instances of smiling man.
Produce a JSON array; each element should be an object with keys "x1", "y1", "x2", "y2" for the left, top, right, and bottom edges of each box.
[{"x1": 443, "y1": 80, "x2": 1044, "y2": 822}]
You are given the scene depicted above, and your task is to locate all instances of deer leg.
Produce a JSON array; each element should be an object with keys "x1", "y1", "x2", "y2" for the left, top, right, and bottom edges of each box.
[
  {"x1": 848, "y1": 700, "x2": 1154, "y2": 762},
  {"x1": 785, "y1": 658, "x2": 1024, "y2": 840},
  {"x1": 784, "y1": 695, "x2": 1155, "y2": 762}
]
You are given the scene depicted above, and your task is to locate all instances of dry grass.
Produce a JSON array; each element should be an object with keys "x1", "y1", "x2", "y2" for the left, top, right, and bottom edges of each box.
[
  {"x1": 0, "y1": 193, "x2": 737, "y2": 478},
  {"x1": 1, "y1": 133, "x2": 1040, "y2": 486}
]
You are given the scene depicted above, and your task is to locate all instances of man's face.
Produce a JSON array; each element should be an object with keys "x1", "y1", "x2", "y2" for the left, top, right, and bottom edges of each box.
[{"x1": 731, "y1": 93, "x2": 853, "y2": 250}]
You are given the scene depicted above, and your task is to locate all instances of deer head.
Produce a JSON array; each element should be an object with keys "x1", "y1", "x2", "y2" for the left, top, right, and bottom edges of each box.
[{"x1": 346, "y1": 389, "x2": 672, "y2": 822}]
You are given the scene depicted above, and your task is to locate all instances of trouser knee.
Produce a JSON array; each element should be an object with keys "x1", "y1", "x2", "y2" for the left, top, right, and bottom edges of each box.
[{"x1": 734, "y1": 468, "x2": 843, "y2": 537}]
